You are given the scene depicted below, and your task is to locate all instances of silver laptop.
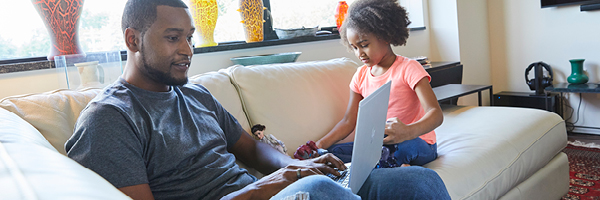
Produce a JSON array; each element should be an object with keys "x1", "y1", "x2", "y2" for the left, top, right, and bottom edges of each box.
[{"x1": 328, "y1": 81, "x2": 391, "y2": 194}]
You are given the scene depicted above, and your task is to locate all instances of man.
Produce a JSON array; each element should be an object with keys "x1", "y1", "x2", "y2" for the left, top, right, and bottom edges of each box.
[{"x1": 66, "y1": 0, "x2": 450, "y2": 199}]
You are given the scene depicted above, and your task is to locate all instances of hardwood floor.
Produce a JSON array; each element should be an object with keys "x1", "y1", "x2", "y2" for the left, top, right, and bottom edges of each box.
[{"x1": 567, "y1": 132, "x2": 600, "y2": 144}]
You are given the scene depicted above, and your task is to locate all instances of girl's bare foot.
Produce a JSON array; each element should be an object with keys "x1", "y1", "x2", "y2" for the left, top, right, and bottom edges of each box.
[{"x1": 401, "y1": 164, "x2": 411, "y2": 167}]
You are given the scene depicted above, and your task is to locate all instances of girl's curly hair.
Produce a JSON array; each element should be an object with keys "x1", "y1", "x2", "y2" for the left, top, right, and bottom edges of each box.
[{"x1": 340, "y1": 0, "x2": 411, "y2": 50}]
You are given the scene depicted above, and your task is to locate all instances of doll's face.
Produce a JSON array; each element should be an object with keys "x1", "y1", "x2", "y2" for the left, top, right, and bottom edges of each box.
[{"x1": 254, "y1": 130, "x2": 264, "y2": 139}]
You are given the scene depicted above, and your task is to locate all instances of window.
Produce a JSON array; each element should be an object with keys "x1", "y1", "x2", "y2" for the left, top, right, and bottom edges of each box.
[
  {"x1": 198, "y1": 0, "x2": 246, "y2": 44},
  {"x1": 0, "y1": 0, "x2": 126, "y2": 60},
  {"x1": 270, "y1": 0, "x2": 357, "y2": 29},
  {"x1": 79, "y1": 0, "x2": 127, "y2": 53},
  {"x1": 0, "y1": 1, "x2": 49, "y2": 60},
  {"x1": 0, "y1": 0, "x2": 425, "y2": 62},
  {"x1": 270, "y1": 0, "x2": 424, "y2": 30}
]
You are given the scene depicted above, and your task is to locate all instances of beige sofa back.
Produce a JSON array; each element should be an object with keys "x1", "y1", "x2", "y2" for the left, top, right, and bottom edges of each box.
[
  {"x1": 0, "y1": 58, "x2": 359, "y2": 156},
  {"x1": 230, "y1": 58, "x2": 358, "y2": 155},
  {"x1": 0, "y1": 88, "x2": 101, "y2": 154},
  {"x1": 188, "y1": 68, "x2": 252, "y2": 132}
]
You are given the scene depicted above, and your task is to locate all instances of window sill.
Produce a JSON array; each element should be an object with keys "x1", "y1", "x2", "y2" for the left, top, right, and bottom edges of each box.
[
  {"x1": 0, "y1": 34, "x2": 341, "y2": 75},
  {"x1": 194, "y1": 34, "x2": 340, "y2": 54},
  {"x1": 0, "y1": 27, "x2": 425, "y2": 74}
]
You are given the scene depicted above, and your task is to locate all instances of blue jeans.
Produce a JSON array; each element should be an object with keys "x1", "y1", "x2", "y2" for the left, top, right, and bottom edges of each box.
[
  {"x1": 328, "y1": 138, "x2": 437, "y2": 166},
  {"x1": 271, "y1": 166, "x2": 450, "y2": 200},
  {"x1": 393, "y1": 137, "x2": 437, "y2": 166},
  {"x1": 270, "y1": 175, "x2": 360, "y2": 200},
  {"x1": 327, "y1": 142, "x2": 354, "y2": 163}
]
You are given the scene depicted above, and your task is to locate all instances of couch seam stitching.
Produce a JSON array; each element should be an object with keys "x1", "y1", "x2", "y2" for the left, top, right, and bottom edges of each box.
[
  {"x1": 461, "y1": 119, "x2": 566, "y2": 199},
  {"x1": 227, "y1": 66, "x2": 254, "y2": 128}
]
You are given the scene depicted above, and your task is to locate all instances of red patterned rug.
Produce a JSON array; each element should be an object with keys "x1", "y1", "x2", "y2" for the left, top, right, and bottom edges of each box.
[{"x1": 561, "y1": 144, "x2": 600, "y2": 200}]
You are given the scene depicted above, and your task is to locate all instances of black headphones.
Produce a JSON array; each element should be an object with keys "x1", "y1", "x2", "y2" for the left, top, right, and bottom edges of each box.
[{"x1": 525, "y1": 62, "x2": 554, "y2": 91}]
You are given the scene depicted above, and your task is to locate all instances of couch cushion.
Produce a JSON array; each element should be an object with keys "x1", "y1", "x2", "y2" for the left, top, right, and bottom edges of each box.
[
  {"x1": 427, "y1": 106, "x2": 567, "y2": 200},
  {"x1": 189, "y1": 67, "x2": 251, "y2": 132},
  {"x1": 230, "y1": 58, "x2": 359, "y2": 156},
  {"x1": 1, "y1": 106, "x2": 128, "y2": 199},
  {"x1": 0, "y1": 107, "x2": 54, "y2": 151},
  {"x1": 0, "y1": 142, "x2": 130, "y2": 199},
  {"x1": 0, "y1": 88, "x2": 101, "y2": 155}
]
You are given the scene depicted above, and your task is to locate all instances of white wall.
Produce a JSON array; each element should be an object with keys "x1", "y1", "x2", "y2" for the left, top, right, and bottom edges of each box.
[
  {"x1": 488, "y1": 0, "x2": 600, "y2": 134},
  {"x1": 456, "y1": 0, "x2": 492, "y2": 105},
  {"x1": 457, "y1": 0, "x2": 491, "y2": 86},
  {"x1": 0, "y1": 69, "x2": 62, "y2": 98},
  {"x1": 428, "y1": 0, "x2": 460, "y2": 62},
  {"x1": 428, "y1": 0, "x2": 492, "y2": 106}
]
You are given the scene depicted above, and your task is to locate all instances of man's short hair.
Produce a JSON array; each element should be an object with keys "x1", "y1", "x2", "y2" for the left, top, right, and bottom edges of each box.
[{"x1": 121, "y1": 0, "x2": 188, "y2": 35}]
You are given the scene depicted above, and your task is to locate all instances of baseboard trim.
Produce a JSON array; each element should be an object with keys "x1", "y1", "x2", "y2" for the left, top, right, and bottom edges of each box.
[{"x1": 571, "y1": 126, "x2": 600, "y2": 135}]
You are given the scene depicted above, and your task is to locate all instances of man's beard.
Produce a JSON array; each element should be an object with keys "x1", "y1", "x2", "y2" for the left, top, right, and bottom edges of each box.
[{"x1": 139, "y1": 46, "x2": 188, "y2": 86}]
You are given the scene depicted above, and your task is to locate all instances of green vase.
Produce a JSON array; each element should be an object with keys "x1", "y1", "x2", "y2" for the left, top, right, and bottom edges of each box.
[{"x1": 567, "y1": 59, "x2": 588, "y2": 84}]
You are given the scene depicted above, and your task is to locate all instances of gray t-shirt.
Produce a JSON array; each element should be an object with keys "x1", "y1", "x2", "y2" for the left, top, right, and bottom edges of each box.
[{"x1": 66, "y1": 78, "x2": 256, "y2": 200}]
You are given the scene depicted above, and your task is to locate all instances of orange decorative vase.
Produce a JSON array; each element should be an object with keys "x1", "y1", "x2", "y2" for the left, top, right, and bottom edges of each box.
[
  {"x1": 32, "y1": 0, "x2": 84, "y2": 60},
  {"x1": 238, "y1": 0, "x2": 266, "y2": 43},
  {"x1": 335, "y1": 1, "x2": 348, "y2": 31},
  {"x1": 189, "y1": 0, "x2": 218, "y2": 47}
]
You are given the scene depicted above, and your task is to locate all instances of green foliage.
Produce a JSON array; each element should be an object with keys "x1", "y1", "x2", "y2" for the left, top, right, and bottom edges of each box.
[
  {"x1": 16, "y1": 28, "x2": 50, "y2": 58},
  {"x1": 80, "y1": 11, "x2": 109, "y2": 30},
  {"x1": 218, "y1": 0, "x2": 227, "y2": 17},
  {"x1": 0, "y1": 36, "x2": 18, "y2": 60}
]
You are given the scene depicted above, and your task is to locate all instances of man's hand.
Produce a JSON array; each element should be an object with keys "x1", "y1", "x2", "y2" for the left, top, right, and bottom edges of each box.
[
  {"x1": 295, "y1": 153, "x2": 347, "y2": 176},
  {"x1": 383, "y1": 117, "x2": 411, "y2": 144},
  {"x1": 251, "y1": 153, "x2": 346, "y2": 198},
  {"x1": 247, "y1": 165, "x2": 322, "y2": 199},
  {"x1": 231, "y1": 153, "x2": 345, "y2": 200},
  {"x1": 223, "y1": 153, "x2": 347, "y2": 200}
]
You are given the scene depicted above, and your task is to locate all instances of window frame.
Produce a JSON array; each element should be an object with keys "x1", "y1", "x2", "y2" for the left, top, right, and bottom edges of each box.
[{"x1": 0, "y1": 0, "x2": 426, "y2": 67}]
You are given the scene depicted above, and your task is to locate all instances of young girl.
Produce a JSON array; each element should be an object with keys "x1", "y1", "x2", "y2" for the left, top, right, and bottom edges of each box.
[{"x1": 315, "y1": 0, "x2": 443, "y2": 166}]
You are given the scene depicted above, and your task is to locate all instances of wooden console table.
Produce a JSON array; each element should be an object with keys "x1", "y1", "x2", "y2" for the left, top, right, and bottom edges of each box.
[{"x1": 433, "y1": 84, "x2": 493, "y2": 106}]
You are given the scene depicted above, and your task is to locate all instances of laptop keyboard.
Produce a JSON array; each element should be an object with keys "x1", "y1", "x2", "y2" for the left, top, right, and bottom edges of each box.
[{"x1": 326, "y1": 166, "x2": 351, "y2": 188}]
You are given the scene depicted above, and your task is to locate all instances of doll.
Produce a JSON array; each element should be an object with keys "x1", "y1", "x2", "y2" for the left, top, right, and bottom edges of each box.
[{"x1": 252, "y1": 124, "x2": 287, "y2": 154}]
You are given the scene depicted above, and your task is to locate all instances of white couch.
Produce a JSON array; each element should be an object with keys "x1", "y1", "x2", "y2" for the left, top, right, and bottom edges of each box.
[{"x1": 0, "y1": 58, "x2": 569, "y2": 199}]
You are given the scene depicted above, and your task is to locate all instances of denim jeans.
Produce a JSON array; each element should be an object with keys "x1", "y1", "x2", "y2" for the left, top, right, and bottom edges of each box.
[
  {"x1": 393, "y1": 137, "x2": 437, "y2": 166},
  {"x1": 327, "y1": 142, "x2": 355, "y2": 163},
  {"x1": 271, "y1": 166, "x2": 451, "y2": 200},
  {"x1": 270, "y1": 175, "x2": 360, "y2": 200},
  {"x1": 328, "y1": 138, "x2": 437, "y2": 166}
]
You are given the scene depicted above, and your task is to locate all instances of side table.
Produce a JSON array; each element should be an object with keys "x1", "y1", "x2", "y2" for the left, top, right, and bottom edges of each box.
[
  {"x1": 545, "y1": 83, "x2": 600, "y2": 119},
  {"x1": 432, "y1": 84, "x2": 493, "y2": 106}
]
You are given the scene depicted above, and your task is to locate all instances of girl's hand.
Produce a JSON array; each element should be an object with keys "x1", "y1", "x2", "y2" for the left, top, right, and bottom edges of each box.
[{"x1": 383, "y1": 117, "x2": 411, "y2": 144}]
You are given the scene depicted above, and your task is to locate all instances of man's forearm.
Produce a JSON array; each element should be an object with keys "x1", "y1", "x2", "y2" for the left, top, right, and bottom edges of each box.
[
  {"x1": 220, "y1": 184, "x2": 257, "y2": 200},
  {"x1": 231, "y1": 132, "x2": 298, "y2": 175},
  {"x1": 251, "y1": 141, "x2": 296, "y2": 174}
]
